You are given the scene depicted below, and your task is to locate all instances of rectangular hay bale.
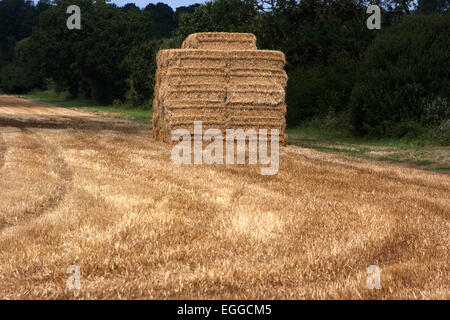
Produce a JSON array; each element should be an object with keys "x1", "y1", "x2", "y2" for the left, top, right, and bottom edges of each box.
[
  {"x1": 152, "y1": 33, "x2": 288, "y2": 146},
  {"x1": 182, "y1": 32, "x2": 257, "y2": 50}
]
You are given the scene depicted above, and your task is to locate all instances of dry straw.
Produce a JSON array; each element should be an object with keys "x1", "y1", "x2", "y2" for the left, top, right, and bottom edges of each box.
[
  {"x1": 182, "y1": 32, "x2": 257, "y2": 50},
  {"x1": 152, "y1": 32, "x2": 288, "y2": 144}
]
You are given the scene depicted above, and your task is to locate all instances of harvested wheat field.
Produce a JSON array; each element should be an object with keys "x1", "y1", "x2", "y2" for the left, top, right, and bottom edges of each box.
[{"x1": 0, "y1": 95, "x2": 448, "y2": 299}]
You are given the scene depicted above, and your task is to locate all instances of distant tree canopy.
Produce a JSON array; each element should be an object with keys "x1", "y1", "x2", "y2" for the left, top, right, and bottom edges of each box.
[
  {"x1": 0, "y1": 37, "x2": 44, "y2": 93},
  {"x1": 174, "y1": 0, "x2": 257, "y2": 39},
  {"x1": 145, "y1": 2, "x2": 177, "y2": 38},
  {"x1": 27, "y1": 0, "x2": 153, "y2": 103},
  {"x1": 144, "y1": 2, "x2": 203, "y2": 39},
  {"x1": 418, "y1": 0, "x2": 449, "y2": 14},
  {"x1": 350, "y1": 13, "x2": 450, "y2": 136},
  {"x1": 0, "y1": 0, "x2": 50, "y2": 62}
]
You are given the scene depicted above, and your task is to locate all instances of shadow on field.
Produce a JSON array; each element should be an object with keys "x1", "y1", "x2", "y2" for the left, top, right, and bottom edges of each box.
[{"x1": 0, "y1": 113, "x2": 151, "y2": 134}]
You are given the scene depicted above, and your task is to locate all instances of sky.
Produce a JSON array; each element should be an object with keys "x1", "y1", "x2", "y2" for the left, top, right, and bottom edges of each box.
[{"x1": 110, "y1": 1, "x2": 204, "y2": 9}]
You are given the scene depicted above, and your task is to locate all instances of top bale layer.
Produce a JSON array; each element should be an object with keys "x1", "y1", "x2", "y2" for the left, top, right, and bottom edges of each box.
[{"x1": 182, "y1": 32, "x2": 257, "y2": 50}]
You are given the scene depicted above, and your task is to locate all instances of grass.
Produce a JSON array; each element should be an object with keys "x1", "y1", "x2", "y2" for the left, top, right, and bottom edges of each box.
[
  {"x1": 287, "y1": 124, "x2": 449, "y2": 173},
  {"x1": 413, "y1": 160, "x2": 434, "y2": 166},
  {"x1": 310, "y1": 146, "x2": 368, "y2": 155},
  {"x1": 286, "y1": 126, "x2": 422, "y2": 148},
  {"x1": 434, "y1": 166, "x2": 450, "y2": 171},
  {"x1": 0, "y1": 95, "x2": 449, "y2": 299},
  {"x1": 377, "y1": 157, "x2": 404, "y2": 163},
  {"x1": 20, "y1": 90, "x2": 152, "y2": 121},
  {"x1": 82, "y1": 105, "x2": 153, "y2": 121}
]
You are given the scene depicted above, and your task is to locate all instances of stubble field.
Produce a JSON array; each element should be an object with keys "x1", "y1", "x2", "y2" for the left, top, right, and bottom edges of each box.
[{"x1": 0, "y1": 95, "x2": 448, "y2": 299}]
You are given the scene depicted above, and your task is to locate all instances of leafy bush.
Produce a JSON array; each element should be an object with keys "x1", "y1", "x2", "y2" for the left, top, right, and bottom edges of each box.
[
  {"x1": 0, "y1": 38, "x2": 43, "y2": 93},
  {"x1": 420, "y1": 96, "x2": 449, "y2": 125},
  {"x1": 121, "y1": 40, "x2": 159, "y2": 108},
  {"x1": 286, "y1": 53, "x2": 359, "y2": 126},
  {"x1": 350, "y1": 14, "x2": 450, "y2": 137},
  {"x1": 438, "y1": 120, "x2": 450, "y2": 145},
  {"x1": 0, "y1": 64, "x2": 35, "y2": 93},
  {"x1": 29, "y1": 0, "x2": 154, "y2": 104}
]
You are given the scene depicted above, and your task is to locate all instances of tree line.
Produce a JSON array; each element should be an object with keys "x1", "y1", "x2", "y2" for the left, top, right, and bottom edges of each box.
[{"x1": 0, "y1": 0, "x2": 448, "y2": 140}]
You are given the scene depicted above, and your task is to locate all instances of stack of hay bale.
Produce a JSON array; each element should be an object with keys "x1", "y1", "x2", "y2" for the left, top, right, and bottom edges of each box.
[{"x1": 152, "y1": 32, "x2": 287, "y2": 145}]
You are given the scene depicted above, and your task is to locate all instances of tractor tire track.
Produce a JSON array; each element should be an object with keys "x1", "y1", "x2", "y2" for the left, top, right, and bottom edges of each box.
[
  {"x1": 0, "y1": 127, "x2": 73, "y2": 231},
  {"x1": 23, "y1": 128, "x2": 73, "y2": 216},
  {"x1": 0, "y1": 133, "x2": 7, "y2": 230},
  {"x1": 0, "y1": 132, "x2": 6, "y2": 171}
]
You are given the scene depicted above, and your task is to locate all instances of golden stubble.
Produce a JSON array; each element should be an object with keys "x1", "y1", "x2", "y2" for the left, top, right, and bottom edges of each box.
[{"x1": 0, "y1": 96, "x2": 448, "y2": 299}]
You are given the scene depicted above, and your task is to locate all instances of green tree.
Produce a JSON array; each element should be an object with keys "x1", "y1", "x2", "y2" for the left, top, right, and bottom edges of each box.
[
  {"x1": 350, "y1": 14, "x2": 450, "y2": 137},
  {"x1": 120, "y1": 40, "x2": 159, "y2": 107},
  {"x1": 0, "y1": 37, "x2": 43, "y2": 93},
  {"x1": 0, "y1": 0, "x2": 49, "y2": 63},
  {"x1": 29, "y1": 0, "x2": 154, "y2": 103},
  {"x1": 418, "y1": 0, "x2": 449, "y2": 14},
  {"x1": 145, "y1": 2, "x2": 177, "y2": 39},
  {"x1": 174, "y1": 3, "x2": 201, "y2": 23},
  {"x1": 174, "y1": 0, "x2": 257, "y2": 41}
]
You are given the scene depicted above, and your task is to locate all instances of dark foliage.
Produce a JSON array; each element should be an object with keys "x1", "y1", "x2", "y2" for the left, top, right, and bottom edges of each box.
[{"x1": 350, "y1": 14, "x2": 449, "y2": 136}]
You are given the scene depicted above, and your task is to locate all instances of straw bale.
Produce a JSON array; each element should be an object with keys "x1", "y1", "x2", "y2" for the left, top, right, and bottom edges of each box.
[
  {"x1": 182, "y1": 33, "x2": 257, "y2": 50},
  {"x1": 229, "y1": 69, "x2": 287, "y2": 87},
  {"x1": 227, "y1": 103, "x2": 286, "y2": 113},
  {"x1": 152, "y1": 33, "x2": 288, "y2": 146},
  {"x1": 227, "y1": 85, "x2": 285, "y2": 105}
]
